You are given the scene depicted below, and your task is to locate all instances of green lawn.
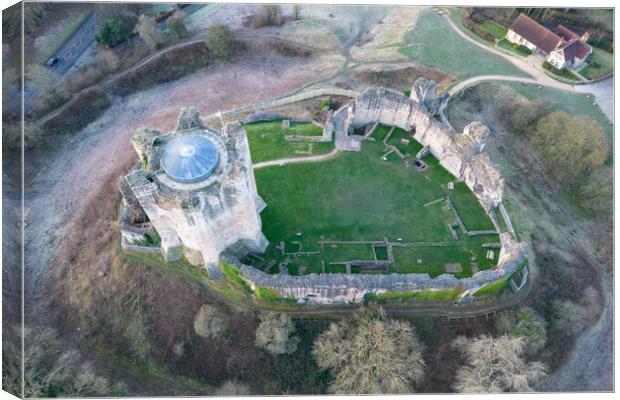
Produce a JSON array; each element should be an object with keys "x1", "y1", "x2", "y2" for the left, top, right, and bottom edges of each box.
[
  {"x1": 400, "y1": 10, "x2": 529, "y2": 80},
  {"x1": 387, "y1": 127, "x2": 424, "y2": 155},
  {"x1": 580, "y1": 48, "x2": 614, "y2": 80},
  {"x1": 480, "y1": 20, "x2": 507, "y2": 39},
  {"x1": 247, "y1": 134, "x2": 499, "y2": 278},
  {"x1": 242, "y1": 120, "x2": 333, "y2": 162}
]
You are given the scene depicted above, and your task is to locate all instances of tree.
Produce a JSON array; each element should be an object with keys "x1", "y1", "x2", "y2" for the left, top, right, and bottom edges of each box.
[
  {"x1": 97, "y1": 18, "x2": 132, "y2": 47},
  {"x1": 293, "y1": 5, "x2": 302, "y2": 20},
  {"x1": 255, "y1": 312, "x2": 299, "y2": 355},
  {"x1": 452, "y1": 335, "x2": 546, "y2": 393},
  {"x1": 578, "y1": 167, "x2": 612, "y2": 214},
  {"x1": 135, "y1": 14, "x2": 162, "y2": 50},
  {"x1": 167, "y1": 10, "x2": 189, "y2": 39},
  {"x1": 215, "y1": 380, "x2": 251, "y2": 395},
  {"x1": 205, "y1": 24, "x2": 237, "y2": 61},
  {"x1": 313, "y1": 307, "x2": 425, "y2": 394},
  {"x1": 3, "y1": 325, "x2": 110, "y2": 397},
  {"x1": 193, "y1": 304, "x2": 228, "y2": 339},
  {"x1": 532, "y1": 112, "x2": 608, "y2": 184},
  {"x1": 496, "y1": 307, "x2": 547, "y2": 356}
]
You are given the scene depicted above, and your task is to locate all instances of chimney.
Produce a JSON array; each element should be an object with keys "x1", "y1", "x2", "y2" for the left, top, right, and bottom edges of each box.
[{"x1": 581, "y1": 32, "x2": 590, "y2": 43}]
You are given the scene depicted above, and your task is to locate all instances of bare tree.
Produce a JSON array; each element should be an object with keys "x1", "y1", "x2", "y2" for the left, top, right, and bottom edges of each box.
[
  {"x1": 313, "y1": 307, "x2": 425, "y2": 394},
  {"x1": 135, "y1": 14, "x2": 162, "y2": 50},
  {"x1": 3, "y1": 325, "x2": 110, "y2": 397},
  {"x1": 255, "y1": 312, "x2": 299, "y2": 355},
  {"x1": 452, "y1": 334, "x2": 546, "y2": 393},
  {"x1": 193, "y1": 304, "x2": 229, "y2": 339}
]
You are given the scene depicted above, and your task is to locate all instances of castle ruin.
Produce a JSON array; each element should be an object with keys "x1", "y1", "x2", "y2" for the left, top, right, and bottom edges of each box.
[{"x1": 119, "y1": 108, "x2": 268, "y2": 277}]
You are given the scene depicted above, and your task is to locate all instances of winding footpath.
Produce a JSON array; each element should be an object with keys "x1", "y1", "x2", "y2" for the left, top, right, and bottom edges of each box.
[{"x1": 253, "y1": 148, "x2": 340, "y2": 169}]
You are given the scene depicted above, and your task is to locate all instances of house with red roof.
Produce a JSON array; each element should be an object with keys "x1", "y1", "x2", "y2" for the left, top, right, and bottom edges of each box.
[{"x1": 506, "y1": 13, "x2": 592, "y2": 70}]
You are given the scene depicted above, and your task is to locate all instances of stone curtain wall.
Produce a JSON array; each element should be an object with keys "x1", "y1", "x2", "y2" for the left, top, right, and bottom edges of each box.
[{"x1": 225, "y1": 233, "x2": 526, "y2": 305}]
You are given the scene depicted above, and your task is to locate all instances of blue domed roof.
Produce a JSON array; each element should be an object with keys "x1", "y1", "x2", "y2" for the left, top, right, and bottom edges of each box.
[{"x1": 162, "y1": 134, "x2": 219, "y2": 183}]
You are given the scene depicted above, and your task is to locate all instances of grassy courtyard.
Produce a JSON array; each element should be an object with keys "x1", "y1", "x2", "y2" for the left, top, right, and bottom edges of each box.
[
  {"x1": 246, "y1": 126, "x2": 499, "y2": 278},
  {"x1": 400, "y1": 10, "x2": 529, "y2": 79},
  {"x1": 242, "y1": 120, "x2": 333, "y2": 162},
  {"x1": 580, "y1": 48, "x2": 614, "y2": 80}
]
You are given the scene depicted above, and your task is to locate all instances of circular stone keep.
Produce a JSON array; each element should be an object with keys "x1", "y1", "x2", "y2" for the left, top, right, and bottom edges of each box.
[{"x1": 162, "y1": 134, "x2": 219, "y2": 183}]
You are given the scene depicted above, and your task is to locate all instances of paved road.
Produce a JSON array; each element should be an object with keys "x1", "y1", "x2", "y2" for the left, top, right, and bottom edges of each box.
[
  {"x1": 48, "y1": 13, "x2": 98, "y2": 76},
  {"x1": 575, "y1": 77, "x2": 614, "y2": 122}
]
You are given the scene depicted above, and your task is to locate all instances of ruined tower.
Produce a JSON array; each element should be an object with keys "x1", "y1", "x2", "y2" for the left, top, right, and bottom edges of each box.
[{"x1": 121, "y1": 107, "x2": 268, "y2": 278}]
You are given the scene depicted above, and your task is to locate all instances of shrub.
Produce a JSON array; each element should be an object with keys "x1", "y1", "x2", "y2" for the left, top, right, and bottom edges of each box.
[
  {"x1": 205, "y1": 24, "x2": 237, "y2": 61},
  {"x1": 193, "y1": 304, "x2": 229, "y2": 339},
  {"x1": 97, "y1": 18, "x2": 132, "y2": 47},
  {"x1": 255, "y1": 312, "x2": 300, "y2": 355}
]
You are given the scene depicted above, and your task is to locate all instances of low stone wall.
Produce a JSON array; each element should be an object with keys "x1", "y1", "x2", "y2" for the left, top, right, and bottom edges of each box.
[{"x1": 120, "y1": 235, "x2": 161, "y2": 254}]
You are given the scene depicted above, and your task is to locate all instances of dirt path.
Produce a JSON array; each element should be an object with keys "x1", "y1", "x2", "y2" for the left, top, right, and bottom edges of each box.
[{"x1": 253, "y1": 148, "x2": 340, "y2": 169}]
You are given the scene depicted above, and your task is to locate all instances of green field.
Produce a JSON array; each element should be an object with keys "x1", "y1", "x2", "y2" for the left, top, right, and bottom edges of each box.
[
  {"x1": 580, "y1": 48, "x2": 614, "y2": 80},
  {"x1": 400, "y1": 10, "x2": 529, "y2": 80},
  {"x1": 243, "y1": 120, "x2": 333, "y2": 162},
  {"x1": 246, "y1": 127, "x2": 499, "y2": 278},
  {"x1": 480, "y1": 20, "x2": 507, "y2": 39}
]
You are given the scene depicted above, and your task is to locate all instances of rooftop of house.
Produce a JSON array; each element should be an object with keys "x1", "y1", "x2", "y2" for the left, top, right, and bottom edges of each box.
[
  {"x1": 510, "y1": 13, "x2": 563, "y2": 53},
  {"x1": 510, "y1": 13, "x2": 591, "y2": 61}
]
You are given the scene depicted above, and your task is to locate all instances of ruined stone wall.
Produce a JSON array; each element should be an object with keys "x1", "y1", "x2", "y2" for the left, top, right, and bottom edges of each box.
[{"x1": 345, "y1": 87, "x2": 503, "y2": 210}]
